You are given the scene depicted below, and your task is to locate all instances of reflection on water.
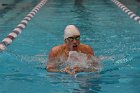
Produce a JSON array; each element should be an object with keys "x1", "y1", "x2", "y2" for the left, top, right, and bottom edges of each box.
[
  {"x1": 0, "y1": 45, "x2": 135, "y2": 93},
  {"x1": 73, "y1": 0, "x2": 93, "y2": 37},
  {"x1": 0, "y1": 50, "x2": 121, "y2": 93},
  {"x1": 46, "y1": 70, "x2": 120, "y2": 93},
  {"x1": 74, "y1": 0, "x2": 83, "y2": 6}
]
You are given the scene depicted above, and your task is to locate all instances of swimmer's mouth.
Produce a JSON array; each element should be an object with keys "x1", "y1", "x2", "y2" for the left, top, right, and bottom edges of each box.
[{"x1": 73, "y1": 45, "x2": 77, "y2": 47}]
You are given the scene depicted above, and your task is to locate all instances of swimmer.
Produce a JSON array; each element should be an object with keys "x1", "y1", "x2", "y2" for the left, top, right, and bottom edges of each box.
[{"x1": 46, "y1": 25, "x2": 99, "y2": 75}]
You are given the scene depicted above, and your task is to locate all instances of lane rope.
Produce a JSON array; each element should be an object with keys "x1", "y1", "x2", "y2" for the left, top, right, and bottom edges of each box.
[
  {"x1": 111, "y1": 0, "x2": 140, "y2": 24},
  {"x1": 0, "y1": 0, "x2": 47, "y2": 51}
]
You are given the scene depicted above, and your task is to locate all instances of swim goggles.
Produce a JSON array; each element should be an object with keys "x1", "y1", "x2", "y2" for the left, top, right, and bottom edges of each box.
[{"x1": 67, "y1": 36, "x2": 80, "y2": 41}]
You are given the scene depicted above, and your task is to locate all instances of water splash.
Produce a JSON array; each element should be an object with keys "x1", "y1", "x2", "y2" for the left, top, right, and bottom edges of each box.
[{"x1": 58, "y1": 51, "x2": 101, "y2": 72}]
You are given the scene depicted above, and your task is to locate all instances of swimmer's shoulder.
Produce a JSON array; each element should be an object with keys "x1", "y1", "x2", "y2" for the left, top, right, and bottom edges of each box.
[
  {"x1": 80, "y1": 43, "x2": 93, "y2": 49},
  {"x1": 51, "y1": 44, "x2": 66, "y2": 52},
  {"x1": 80, "y1": 43, "x2": 94, "y2": 55},
  {"x1": 49, "y1": 44, "x2": 66, "y2": 57}
]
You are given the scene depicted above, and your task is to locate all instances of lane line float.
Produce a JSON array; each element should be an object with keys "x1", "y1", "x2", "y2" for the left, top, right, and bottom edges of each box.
[
  {"x1": 111, "y1": 0, "x2": 140, "y2": 24},
  {"x1": 0, "y1": 0, "x2": 47, "y2": 51}
]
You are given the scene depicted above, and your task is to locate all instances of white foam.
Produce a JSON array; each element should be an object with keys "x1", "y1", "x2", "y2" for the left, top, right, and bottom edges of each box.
[{"x1": 65, "y1": 51, "x2": 101, "y2": 71}]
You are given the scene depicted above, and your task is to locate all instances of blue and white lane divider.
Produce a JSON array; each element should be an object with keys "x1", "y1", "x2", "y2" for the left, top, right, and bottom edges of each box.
[
  {"x1": 0, "y1": 0, "x2": 47, "y2": 51},
  {"x1": 111, "y1": 0, "x2": 140, "y2": 24}
]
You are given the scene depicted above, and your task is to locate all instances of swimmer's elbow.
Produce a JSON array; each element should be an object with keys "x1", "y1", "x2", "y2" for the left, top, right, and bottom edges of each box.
[
  {"x1": 46, "y1": 67, "x2": 57, "y2": 72},
  {"x1": 79, "y1": 67, "x2": 99, "y2": 72},
  {"x1": 46, "y1": 65, "x2": 61, "y2": 72},
  {"x1": 46, "y1": 64, "x2": 54, "y2": 71},
  {"x1": 47, "y1": 68, "x2": 56, "y2": 72}
]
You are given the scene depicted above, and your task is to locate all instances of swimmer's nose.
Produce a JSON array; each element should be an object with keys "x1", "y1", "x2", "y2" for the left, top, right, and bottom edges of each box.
[{"x1": 72, "y1": 39, "x2": 77, "y2": 43}]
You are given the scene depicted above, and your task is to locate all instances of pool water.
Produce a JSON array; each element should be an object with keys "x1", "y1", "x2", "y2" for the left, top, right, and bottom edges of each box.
[{"x1": 0, "y1": 0, "x2": 140, "y2": 93}]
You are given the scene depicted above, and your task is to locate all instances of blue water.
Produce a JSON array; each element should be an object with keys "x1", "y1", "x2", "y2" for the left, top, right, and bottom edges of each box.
[{"x1": 0, "y1": 0, "x2": 140, "y2": 93}]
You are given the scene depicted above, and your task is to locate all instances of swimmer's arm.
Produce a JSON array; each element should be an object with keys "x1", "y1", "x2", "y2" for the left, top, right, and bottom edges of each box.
[
  {"x1": 78, "y1": 67, "x2": 98, "y2": 72},
  {"x1": 47, "y1": 68, "x2": 63, "y2": 72},
  {"x1": 74, "y1": 67, "x2": 98, "y2": 72},
  {"x1": 46, "y1": 57, "x2": 62, "y2": 72},
  {"x1": 46, "y1": 65, "x2": 73, "y2": 74},
  {"x1": 46, "y1": 64, "x2": 64, "y2": 72},
  {"x1": 47, "y1": 48, "x2": 61, "y2": 72},
  {"x1": 72, "y1": 66, "x2": 98, "y2": 74}
]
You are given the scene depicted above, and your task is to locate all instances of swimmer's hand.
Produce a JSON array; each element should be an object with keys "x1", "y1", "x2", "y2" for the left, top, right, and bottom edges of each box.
[
  {"x1": 64, "y1": 66, "x2": 80, "y2": 75},
  {"x1": 64, "y1": 65, "x2": 96, "y2": 75},
  {"x1": 71, "y1": 66, "x2": 80, "y2": 75},
  {"x1": 46, "y1": 64, "x2": 63, "y2": 72},
  {"x1": 46, "y1": 65, "x2": 79, "y2": 75},
  {"x1": 64, "y1": 66, "x2": 73, "y2": 75}
]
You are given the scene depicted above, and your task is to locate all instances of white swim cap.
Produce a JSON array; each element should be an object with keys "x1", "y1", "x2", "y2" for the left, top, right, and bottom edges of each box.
[{"x1": 64, "y1": 25, "x2": 80, "y2": 40}]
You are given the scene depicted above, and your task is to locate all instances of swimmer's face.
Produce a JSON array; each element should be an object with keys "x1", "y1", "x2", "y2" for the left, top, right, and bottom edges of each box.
[{"x1": 65, "y1": 35, "x2": 80, "y2": 51}]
